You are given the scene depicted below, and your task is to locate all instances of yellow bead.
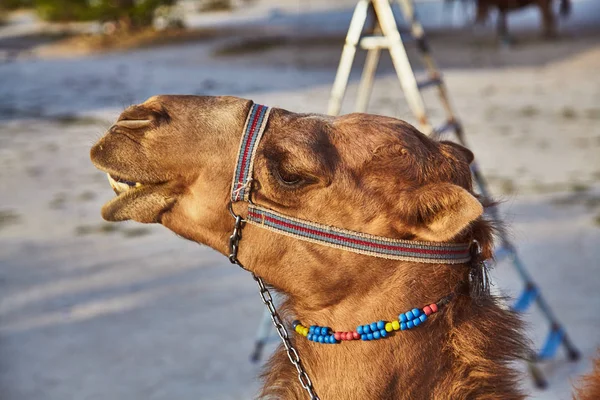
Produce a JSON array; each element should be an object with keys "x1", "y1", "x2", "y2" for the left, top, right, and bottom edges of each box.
[
  {"x1": 295, "y1": 325, "x2": 302, "y2": 333},
  {"x1": 302, "y1": 327, "x2": 309, "y2": 336},
  {"x1": 392, "y1": 320, "x2": 400, "y2": 331},
  {"x1": 385, "y1": 322, "x2": 393, "y2": 332}
]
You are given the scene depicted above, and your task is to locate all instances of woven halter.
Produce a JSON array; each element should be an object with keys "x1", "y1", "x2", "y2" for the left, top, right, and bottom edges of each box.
[{"x1": 230, "y1": 102, "x2": 472, "y2": 264}]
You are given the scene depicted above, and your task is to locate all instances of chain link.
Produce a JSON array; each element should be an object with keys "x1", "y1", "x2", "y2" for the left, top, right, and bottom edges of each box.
[{"x1": 227, "y1": 208, "x2": 320, "y2": 400}]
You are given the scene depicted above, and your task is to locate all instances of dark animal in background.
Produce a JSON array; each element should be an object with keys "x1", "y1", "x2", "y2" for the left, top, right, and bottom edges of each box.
[{"x1": 475, "y1": 0, "x2": 572, "y2": 40}]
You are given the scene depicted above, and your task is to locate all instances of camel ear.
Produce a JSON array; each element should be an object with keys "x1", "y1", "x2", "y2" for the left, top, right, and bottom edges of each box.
[
  {"x1": 402, "y1": 183, "x2": 483, "y2": 242},
  {"x1": 439, "y1": 141, "x2": 474, "y2": 164}
]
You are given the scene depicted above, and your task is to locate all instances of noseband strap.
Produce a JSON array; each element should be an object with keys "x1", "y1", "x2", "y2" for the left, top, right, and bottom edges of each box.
[{"x1": 230, "y1": 102, "x2": 472, "y2": 264}]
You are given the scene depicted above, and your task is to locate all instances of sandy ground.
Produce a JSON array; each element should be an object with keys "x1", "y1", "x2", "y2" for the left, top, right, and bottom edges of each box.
[{"x1": 1, "y1": 1, "x2": 600, "y2": 399}]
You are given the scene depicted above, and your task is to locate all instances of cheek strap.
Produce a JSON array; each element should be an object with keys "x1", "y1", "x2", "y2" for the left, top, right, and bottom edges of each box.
[{"x1": 231, "y1": 103, "x2": 271, "y2": 202}]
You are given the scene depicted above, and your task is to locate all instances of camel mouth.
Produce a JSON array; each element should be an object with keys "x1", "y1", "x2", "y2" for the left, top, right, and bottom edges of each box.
[{"x1": 93, "y1": 169, "x2": 174, "y2": 222}]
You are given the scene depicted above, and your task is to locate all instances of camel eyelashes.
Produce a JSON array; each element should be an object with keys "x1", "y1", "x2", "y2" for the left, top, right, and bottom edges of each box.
[
  {"x1": 116, "y1": 119, "x2": 152, "y2": 129},
  {"x1": 273, "y1": 166, "x2": 304, "y2": 186}
]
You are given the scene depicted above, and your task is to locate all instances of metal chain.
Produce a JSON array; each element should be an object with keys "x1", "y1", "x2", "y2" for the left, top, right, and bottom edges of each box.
[{"x1": 227, "y1": 208, "x2": 320, "y2": 400}]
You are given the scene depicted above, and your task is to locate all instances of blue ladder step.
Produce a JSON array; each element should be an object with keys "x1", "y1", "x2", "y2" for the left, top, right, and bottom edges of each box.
[
  {"x1": 513, "y1": 285, "x2": 538, "y2": 312},
  {"x1": 537, "y1": 328, "x2": 564, "y2": 361}
]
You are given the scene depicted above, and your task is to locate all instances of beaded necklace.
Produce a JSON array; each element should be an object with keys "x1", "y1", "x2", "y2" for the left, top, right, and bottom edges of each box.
[{"x1": 292, "y1": 292, "x2": 454, "y2": 344}]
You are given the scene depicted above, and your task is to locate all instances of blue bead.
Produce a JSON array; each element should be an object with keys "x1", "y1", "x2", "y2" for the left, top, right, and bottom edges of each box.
[
  {"x1": 321, "y1": 327, "x2": 328, "y2": 335},
  {"x1": 400, "y1": 322, "x2": 407, "y2": 331},
  {"x1": 318, "y1": 335, "x2": 324, "y2": 343},
  {"x1": 419, "y1": 314, "x2": 427, "y2": 323},
  {"x1": 377, "y1": 320, "x2": 385, "y2": 330},
  {"x1": 373, "y1": 331, "x2": 381, "y2": 339},
  {"x1": 307, "y1": 334, "x2": 312, "y2": 341},
  {"x1": 412, "y1": 308, "x2": 421, "y2": 318},
  {"x1": 361, "y1": 334, "x2": 367, "y2": 341},
  {"x1": 370, "y1": 322, "x2": 378, "y2": 332},
  {"x1": 357, "y1": 325, "x2": 363, "y2": 334},
  {"x1": 331, "y1": 335, "x2": 338, "y2": 344},
  {"x1": 399, "y1": 314, "x2": 406, "y2": 323},
  {"x1": 413, "y1": 318, "x2": 421, "y2": 326},
  {"x1": 404, "y1": 312, "x2": 413, "y2": 321},
  {"x1": 407, "y1": 321, "x2": 414, "y2": 329},
  {"x1": 367, "y1": 333, "x2": 374, "y2": 340},
  {"x1": 309, "y1": 326, "x2": 315, "y2": 334},
  {"x1": 364, "y1": 325, "x2": 371, "y2": 334},
  {"x1": 380, "y1": 329, "x2": 388, "y2": 338}
]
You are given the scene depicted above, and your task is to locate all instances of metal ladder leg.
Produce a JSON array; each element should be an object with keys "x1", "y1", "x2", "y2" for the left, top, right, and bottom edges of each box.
[
  {"x1": 502, "y1": 242, "x2": 580, "y2": 361},
  {"x1": 397, "y1": 0, "x2": 459, "y2": 133},
  {"x1": 355, "y1": 47, "x2": 381, "y2": 113},
  {"x1": 250, "y1": 304, "x2": 280, "y2": 362},
  {"x1": 372, "y1": 0, "x2": 432, "y2": 131},
  {"x1": 327, "y1": 0, "x2": 371, "y2": 116}
]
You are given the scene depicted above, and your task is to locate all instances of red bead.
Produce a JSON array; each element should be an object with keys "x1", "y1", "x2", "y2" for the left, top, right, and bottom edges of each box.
[
  {"x1": 344, "y1": 332, "x2": 352, "y2": 341},
  {"x1": 430, "y1": 303, "x2": 438, "y2": 313},
  {"x1": 352, "y1": 331, "x2": 360, "y2": 340},
  {"x1": 334, "y1": 332, "x2": 341, "y2": 341},
  {"x1": 423, "y1": 306, "x2": 432, "y2": 316}
]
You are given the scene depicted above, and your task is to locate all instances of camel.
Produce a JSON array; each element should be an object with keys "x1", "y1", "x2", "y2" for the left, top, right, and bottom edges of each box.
[
  {"x1": 475, "y1": 0, "x2": 571, "y2": 40},
  {"x1": 90, "y1": 95, "x2": 528, "y2": 399}
]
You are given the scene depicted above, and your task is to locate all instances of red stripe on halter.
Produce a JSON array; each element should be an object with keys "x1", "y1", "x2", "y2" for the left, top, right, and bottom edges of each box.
[{"x1": 237, "y1": 105, "x2": 264, "y2": 187}]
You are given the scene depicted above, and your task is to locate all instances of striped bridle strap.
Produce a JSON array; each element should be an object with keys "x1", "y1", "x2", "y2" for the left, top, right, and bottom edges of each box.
[
  {"x1": 231, "y1": 103, "x2": 271, "y2": 202},
  {"x1": 230, "y1": 102, "x2": 472, "y2": 264}
]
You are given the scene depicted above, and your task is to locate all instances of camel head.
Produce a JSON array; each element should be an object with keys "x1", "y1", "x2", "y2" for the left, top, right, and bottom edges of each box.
[{"x1": 90, "y1": 95, "x2": 484, "y2": 306}]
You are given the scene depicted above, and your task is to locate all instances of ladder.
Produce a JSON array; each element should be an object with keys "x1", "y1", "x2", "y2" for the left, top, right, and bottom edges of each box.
[{"x1": 325, "y1": 0, "x2": 579, "y2": 388}]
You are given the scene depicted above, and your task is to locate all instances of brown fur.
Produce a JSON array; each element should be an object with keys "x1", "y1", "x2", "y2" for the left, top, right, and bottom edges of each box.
[
  {"x1": 476, "y1": 0, "x2": 571, "y2": 39},
  {"x1": 575, "y1": 354, "x2": 600, "y2": 400},
  {"x1": 90, "y1": 95, "x2": 528, "y2": 399}
]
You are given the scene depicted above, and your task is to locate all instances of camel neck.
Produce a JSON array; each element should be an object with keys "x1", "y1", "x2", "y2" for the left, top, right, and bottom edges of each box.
[{"x1": 287, "y1": 258, "x2": 469, "y2": 335}]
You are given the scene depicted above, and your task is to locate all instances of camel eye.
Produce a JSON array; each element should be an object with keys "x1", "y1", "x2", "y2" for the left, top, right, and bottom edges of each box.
[{"x1": 273, "y1": 166, "x2": 303, "y2": 186}]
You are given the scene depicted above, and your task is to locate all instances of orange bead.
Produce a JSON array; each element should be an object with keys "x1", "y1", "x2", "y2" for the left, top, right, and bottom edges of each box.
[
  {"x1": 430, "y1": 303, "x2": 438, "y2": 313},
  {"x1": 423, "y1": 306, "x2": 432, "y2": 316}
]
